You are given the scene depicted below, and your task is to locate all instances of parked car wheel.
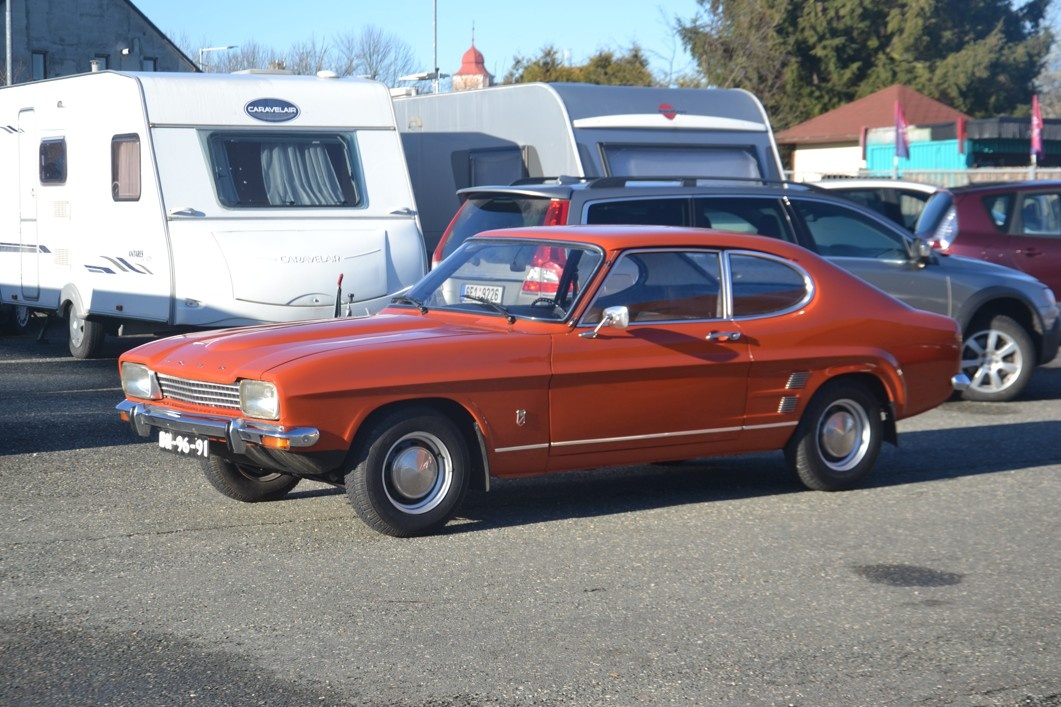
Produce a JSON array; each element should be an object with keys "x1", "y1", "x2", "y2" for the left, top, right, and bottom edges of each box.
[
  {"x1": 66, "y1": 306, "x2": 106, "y2": 359},
  {"x1": 201, "y1": 456, "x2": 301, "y2": 502},
  {"x1": 960, "y1": 315, "x2": 1034, "y2": 402},
  {"x1": 785, "y1": 380, "x2": 882, "y2": 491},
  {"x1": 346, "y1": 407, "x2": 469, "y2": 537}
]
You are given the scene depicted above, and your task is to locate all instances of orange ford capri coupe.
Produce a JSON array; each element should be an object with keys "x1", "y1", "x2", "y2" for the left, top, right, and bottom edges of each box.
[{"x1": 117, "y1": 226, "x2": 968, "y2": 536}]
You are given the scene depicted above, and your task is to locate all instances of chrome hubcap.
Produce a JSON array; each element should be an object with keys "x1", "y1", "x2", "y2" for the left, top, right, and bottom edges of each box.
[
  {"x1": 383, "y1": 432, "x2": 452, "y2": 514},
  {"x1": 68, "y1": 310, "x2": 85, "y2": 348},
  {"x1": 818, "y1": 399, "x2": 870, "y2": 472}
]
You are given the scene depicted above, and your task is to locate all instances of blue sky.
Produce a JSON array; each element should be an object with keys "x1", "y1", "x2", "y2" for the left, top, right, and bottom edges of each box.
[{"x1": 131, "y1": 0, "x2": 704, "y2": 81}]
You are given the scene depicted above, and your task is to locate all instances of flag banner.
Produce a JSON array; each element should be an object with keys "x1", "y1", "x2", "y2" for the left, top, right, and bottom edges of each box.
[
  {"x1": 895, "y1": 100, "x2": 910, "y2": 159},
  {"x1": 1031, "y1": 94, "x2": 1044, "y2": 163}
]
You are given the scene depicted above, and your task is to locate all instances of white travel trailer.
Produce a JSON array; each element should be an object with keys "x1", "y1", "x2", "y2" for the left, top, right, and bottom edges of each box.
[
  {"x1": 392, "y1": 82, "x2": 784, "y2": 252},
  {"x1": 0, "y1": 71, "x2": 426, "y2": 358}
]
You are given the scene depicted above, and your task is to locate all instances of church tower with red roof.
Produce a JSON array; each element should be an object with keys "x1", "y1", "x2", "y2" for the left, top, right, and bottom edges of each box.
[{"x1": 452, "y1": 35, "x2": 493, "y2": 92}]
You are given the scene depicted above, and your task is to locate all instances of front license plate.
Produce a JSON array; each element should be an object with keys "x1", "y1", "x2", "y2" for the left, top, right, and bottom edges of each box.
[
  {"x1": 461, "y1": 283, "x2": 504, "y2": 303},
  {"x1": 158, "y1": 430, "x2": 210, "y2": 458}
]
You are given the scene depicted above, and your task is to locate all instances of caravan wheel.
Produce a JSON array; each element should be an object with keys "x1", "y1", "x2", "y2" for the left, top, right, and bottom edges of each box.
[{"x1": 67, "y1": 307, "x2": 106, "y2": 359}]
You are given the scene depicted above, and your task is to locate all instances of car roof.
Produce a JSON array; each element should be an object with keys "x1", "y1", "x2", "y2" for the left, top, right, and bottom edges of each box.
[
  {"x1": 456, "y1": 177, "x2": 820, "y2": 201},
  {"x1": 942, "y1": 180, "x2": 1061, "y2": 195},
  {"x1": 813, "y1": 179, "x2": 939, "y2": 193},
  {"x1": 471, "y1": 224, "x2": 821, "y2": 261}
]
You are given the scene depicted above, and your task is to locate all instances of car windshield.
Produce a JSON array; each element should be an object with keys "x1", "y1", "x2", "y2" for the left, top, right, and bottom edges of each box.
[{"x1": 403, "y1": 238, "x2": 605, "y2": 321}]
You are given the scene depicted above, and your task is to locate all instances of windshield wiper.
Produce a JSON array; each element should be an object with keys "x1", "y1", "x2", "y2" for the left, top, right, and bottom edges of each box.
[
  {"x1": 391, "y1": 294, "x2": 428, "y2": 314},
  {"x1": 461, "y1": 294, "x2": 516, "y2": 323}
]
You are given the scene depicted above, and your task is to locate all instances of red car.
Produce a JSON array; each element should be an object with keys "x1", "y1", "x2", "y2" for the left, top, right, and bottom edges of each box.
[
  {"x1": 117, "y1": 226, "x2": 966, "y2": 537},
  {"x1": 916, "y1": 180, "x2": 1061, "y2": 294}
]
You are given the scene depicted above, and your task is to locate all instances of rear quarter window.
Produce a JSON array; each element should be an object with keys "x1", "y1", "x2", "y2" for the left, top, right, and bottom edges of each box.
[{"x1": 729, "y1": 253, "x2": 811, "y2": 317}]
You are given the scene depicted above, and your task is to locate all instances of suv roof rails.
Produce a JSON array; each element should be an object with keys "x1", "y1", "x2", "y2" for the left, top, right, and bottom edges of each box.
[
  {"x1": 509, "y1": 175, "x2": 591, "y2": 186},
  {"x1": 583, "y1": 175, "x2": 811, "y2": 189}
]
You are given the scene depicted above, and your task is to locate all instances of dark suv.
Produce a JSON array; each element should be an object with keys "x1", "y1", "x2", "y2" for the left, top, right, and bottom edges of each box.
[
  {"x1": 915, "y1": 180, "x2": 1061, "y2": 295},
  {"x1": 436, "y1": 178, "x2": 1060, "y2": 402}
]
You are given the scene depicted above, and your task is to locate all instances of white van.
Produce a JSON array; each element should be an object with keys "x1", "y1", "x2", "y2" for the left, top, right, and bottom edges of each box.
[
  {"x1": 0, "y1": 71, "x2": 426, "y2": 357},
  {"x1": 393, "y1": 83, "x2": 784, "y2": 252}
]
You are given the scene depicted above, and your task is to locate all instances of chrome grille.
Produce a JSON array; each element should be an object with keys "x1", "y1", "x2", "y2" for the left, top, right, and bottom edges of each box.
[
  {"x1": 158, "y1": 373, "x2": 241, "y2": 410},
  {"x1": 786, "y1": 371, "x2": 810, "y2": 390}
]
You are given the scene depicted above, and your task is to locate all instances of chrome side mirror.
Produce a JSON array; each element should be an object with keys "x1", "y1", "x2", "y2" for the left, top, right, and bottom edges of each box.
[{"x1": 580, "y1": 306, "x2": 630, "y2": 339}]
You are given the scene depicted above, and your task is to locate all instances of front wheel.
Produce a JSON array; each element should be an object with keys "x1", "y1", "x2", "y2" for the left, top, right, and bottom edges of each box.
[
  {"x1": 201, "y1": 456, "x2": 301, "y2": 502},
  {"x1": 345, "y1": 407, "x2": 469, "y2": 537},
  {"x1": 960, "y1": 315, "x2": 1034, "y2": 402},
  {"x1": 785, "y1": 380, "x2": 882, "y2": 491},
  {"x1": 67, "y1": 307, "x2": 106, "y2": 359}
]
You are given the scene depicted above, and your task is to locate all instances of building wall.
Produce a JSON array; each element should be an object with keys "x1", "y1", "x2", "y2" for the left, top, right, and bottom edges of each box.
[
  {"x1": 1, "y1": 0, "x2": 195, "y2": 84},
  {"x1": 789, "y1": 144, "x2": 863, "y2": 181}
]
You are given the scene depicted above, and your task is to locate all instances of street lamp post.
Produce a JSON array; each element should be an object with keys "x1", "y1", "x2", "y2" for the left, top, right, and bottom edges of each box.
[{"x1": 198, "y1": 45, "x2": 238, "y2": 72}]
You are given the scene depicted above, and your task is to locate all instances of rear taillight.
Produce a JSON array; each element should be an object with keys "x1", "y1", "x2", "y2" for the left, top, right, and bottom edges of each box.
[
  {"x1": 432, "y1": 208, "x2": 467, "y2": 268},
  {"x1": 543, "y1": 199, "x2": 570, "y2": 226},
  {"x1": 521, "y1": 246, "x2": 568, "y2": 294},
  {"x1": 928, "y1": 207, "x2": 959, "y2": 253}
]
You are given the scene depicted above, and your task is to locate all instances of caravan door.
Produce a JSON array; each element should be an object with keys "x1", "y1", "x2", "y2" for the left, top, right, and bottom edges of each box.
[{"x1": 17, "y1": 109, "x2": 39, "y2": 301}]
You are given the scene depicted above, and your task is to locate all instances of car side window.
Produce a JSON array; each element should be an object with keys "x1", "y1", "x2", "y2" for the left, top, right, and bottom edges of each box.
[
  {"x1": 790, "y1": 199, "x2": 908, "y2": 259},
  {"x1": 585, "y1": 198, "x2": 691, "y2": 227},
  {"x1": 729, "y1": 253, "x2": 812, "y2": 317},
  {"x1": 1018, "y1": 193, "x2": 1061, "y2": 236},
  {"x1": 694, "y1": 197, "x2": 795, "y2": 242},
  {"x1": 982, "y1": 194, "x2": 1013, "y2": 230},
  {"x1": 583, "y1": 250, "x2": 721, "y2": 324}
]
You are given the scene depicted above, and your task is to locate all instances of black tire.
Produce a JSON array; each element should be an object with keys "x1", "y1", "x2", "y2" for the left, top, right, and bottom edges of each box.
[
  {"x1": 12, "y1": 305, "x2": 34, "y2": 333},
  {"x1": 345, "y1": 407, "x2": 469, "y2": 537},
  {"x1": 785, "y1": 380, "x2": 882, "y2": 491},
  {"x1": 960, "y1": 315, "x2": 1034, "y2": 402},
  {"x1": 201, "y1": 456, "x2": 301, "y2": 502},
  {"x1": 67, "y1": 307, "x2": 106, "y2": 359}
]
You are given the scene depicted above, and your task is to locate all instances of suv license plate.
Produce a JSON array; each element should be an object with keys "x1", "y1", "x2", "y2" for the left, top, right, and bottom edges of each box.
[
  {"x1": 461, "y1": 283, "x2": 504, "y2": 303},
  {"x1": 158, "y1": 430, "x2": 210, "y2": 458}
]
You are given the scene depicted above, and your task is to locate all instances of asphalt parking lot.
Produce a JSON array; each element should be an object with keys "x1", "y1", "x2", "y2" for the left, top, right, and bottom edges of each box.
[{"x1": 1, "y1": 326, "x2": 1059, "y2": 706}]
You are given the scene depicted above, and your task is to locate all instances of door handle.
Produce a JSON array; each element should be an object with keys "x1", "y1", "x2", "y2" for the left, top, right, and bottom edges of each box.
[{"x1": 706, "y1": 330, "x2": 741, "y2": 343}]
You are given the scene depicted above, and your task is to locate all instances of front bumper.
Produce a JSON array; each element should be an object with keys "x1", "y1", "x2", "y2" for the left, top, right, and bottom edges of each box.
[{"x1": 116, "y1": 400, "x2": 320, "y2": 455}]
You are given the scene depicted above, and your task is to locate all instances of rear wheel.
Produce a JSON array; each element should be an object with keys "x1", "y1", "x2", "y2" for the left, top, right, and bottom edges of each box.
[
  {"x1": 345, "y1": 407, "x2": 469, "y2": 537},
  {"x1": 960, "y1": 315, "x2": 1033, "y2": 402},
  {"x1": 201, "y1": 457, "x2": 301, "y2": 502},
  {"x1": 785, "y1": 380, "x2": 882, "y2": 491},
  {"x1": 67, "y1": 307, "x2": 106, "y2": 359},
  {"x1": 12, "y1": 305, "x2": 34, "y2": 333}
]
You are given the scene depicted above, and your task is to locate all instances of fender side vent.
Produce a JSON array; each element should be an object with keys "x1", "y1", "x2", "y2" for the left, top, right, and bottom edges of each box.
[
  {"x1": 778, "y1": 396, "x2": 799, "y2": 414},
  {"x1": 786, "y1": 371, "x2": 810, "y2": 390}
]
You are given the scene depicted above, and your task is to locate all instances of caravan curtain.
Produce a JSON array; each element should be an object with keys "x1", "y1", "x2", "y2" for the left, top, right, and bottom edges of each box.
[{"x1": 261, "y1": 142, "x2": 344, "y2": 206}]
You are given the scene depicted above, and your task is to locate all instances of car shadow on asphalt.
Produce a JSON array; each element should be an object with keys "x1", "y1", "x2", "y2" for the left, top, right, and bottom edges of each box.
[{"x1": 437, "y1": 419, "x2": 1061, "y2": 535}]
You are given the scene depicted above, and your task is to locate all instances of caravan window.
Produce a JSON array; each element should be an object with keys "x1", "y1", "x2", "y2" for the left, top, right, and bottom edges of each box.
[
  {"x1": 600, "y1": 145, "x2": 763, "y2": 181},
  {"x1": 40, "y1": 139, "x2": 67, "y2": 184},
  {"x1": 206, "y1": 132, "x2": 363, "y2": 208},
  {"x1": 111, "y1": 134, "x2": 141, "y2": 201}
]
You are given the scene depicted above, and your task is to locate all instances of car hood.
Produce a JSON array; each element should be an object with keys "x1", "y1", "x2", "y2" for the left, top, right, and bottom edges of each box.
[{"x1": 124, "y1": 312, "x2": 497, "y2": 382}]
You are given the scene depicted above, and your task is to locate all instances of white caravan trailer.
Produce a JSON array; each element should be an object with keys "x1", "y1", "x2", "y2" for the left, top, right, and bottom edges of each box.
[
  {"x1": 392, "y1": 82, "x2": 784, "y2": 252},
  {"x1": 0, "y1": 71, "x2": 426, "y2": 358}
]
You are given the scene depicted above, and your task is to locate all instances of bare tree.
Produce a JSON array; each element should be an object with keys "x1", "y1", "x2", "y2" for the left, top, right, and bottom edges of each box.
[
  {"x1": 332, "y1": 25, "x2": 418, "y2": 84},
  {"x1": 284, "y1": 35, "x2": 334, "y2": 76}
]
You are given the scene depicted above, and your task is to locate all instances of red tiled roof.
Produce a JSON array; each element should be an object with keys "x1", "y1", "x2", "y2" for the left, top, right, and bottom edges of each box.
[{"x1": 775, "y1": 84, "x2": 971, "y2": 145}]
